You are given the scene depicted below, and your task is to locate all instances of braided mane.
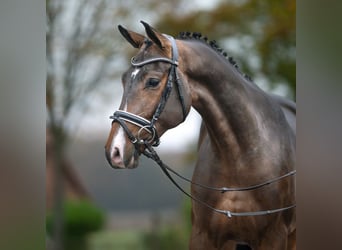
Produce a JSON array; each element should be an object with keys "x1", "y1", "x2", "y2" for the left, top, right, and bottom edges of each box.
[{"x1": 177, "y1": 31, "x2": 252, "y2": 82}]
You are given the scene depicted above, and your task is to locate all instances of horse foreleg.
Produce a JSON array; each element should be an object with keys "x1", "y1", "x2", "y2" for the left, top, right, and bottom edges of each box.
[
  {"x1": 189, "y1": 229, "x2": 217, "y2": 250},
  {"x1": 287, "y1": 229, "x2": 296, "y2": 250},
  {"x1": 252, "y1": 227, "x2": 288, "y2": 250},
  {"x1": 190, "y1": 230, "x2": 240, "y2": 250}
]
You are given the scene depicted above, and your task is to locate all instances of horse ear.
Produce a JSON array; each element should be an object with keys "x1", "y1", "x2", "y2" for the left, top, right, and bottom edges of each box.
[
  {"x1": 118, "y1": 25, "x2": 145, "y2": 48},
  {"x1": 140, "y1": 21, "x2": 168, "y2": 50}
]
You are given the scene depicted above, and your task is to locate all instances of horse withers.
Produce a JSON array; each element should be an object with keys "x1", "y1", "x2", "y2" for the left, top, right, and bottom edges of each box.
[{"x1": 105, "y1": 21, "x2": 296, "y2": 250}]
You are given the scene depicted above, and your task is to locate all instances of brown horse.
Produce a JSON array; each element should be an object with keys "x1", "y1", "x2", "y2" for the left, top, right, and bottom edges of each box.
[{"x1": 105, "y1": 21, "x2": 296, "y2": 250}]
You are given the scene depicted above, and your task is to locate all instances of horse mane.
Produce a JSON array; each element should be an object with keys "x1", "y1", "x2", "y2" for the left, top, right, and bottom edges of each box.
[{"x1": 177, "y1": 31, "x2": 253, "y2": 82}]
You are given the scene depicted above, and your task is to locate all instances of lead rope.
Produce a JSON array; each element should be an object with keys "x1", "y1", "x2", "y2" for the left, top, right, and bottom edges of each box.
[{"x1": 142, "y1": 143, "x2": 296, "y2": 218}]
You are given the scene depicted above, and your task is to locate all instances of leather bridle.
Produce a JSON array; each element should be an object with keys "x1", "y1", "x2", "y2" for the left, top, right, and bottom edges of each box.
[
  {"x1": 110, "y1": 35, "x2": 186, "y2": 148},
  {"x1": 110, "y1": 34, "x2": 296, "y2": 218}
]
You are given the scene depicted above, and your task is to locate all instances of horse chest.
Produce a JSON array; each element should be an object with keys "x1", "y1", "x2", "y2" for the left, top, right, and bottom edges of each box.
[
  {"x1": 194, "y1": 191, "x2": 260, "y2": 230},
  {"x1": 193, "y1": 207, "x2": 266, "y2": 250}
]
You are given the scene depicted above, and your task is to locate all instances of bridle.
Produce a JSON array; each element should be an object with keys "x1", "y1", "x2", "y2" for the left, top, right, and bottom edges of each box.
[
  {"x1": 110, "y1": 34, "x2": 296, "y2": 218},
  {"x1": 110, "y1": 35, "x2": 186, "y2": 148}
]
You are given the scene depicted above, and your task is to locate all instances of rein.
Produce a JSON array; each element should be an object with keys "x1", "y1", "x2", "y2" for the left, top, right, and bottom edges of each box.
[
  {"x1": 110, "y1": 34, "x2": 296, "y2": 218},
  {"x1": 143, "y1": 144, "x2": 296, "y2": 218}
]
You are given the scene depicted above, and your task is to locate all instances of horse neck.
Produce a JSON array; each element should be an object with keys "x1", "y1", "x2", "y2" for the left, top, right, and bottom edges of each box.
[{"x1": 179, "y1": 41, "x2": 287, "y2": 165}]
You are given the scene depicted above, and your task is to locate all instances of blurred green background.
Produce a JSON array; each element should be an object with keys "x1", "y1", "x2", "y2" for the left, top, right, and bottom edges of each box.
[
  {"x1": 4, "y1": 0, "x2": 342, "y2": 249},
  {"x1": 45, "y1": 0, "x2": 295, "y2": 249}
]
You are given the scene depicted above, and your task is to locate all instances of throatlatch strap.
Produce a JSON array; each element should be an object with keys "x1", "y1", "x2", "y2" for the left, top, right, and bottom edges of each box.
[{"x1": 166, "y1": 36, "x2": 187, "y2": 121}]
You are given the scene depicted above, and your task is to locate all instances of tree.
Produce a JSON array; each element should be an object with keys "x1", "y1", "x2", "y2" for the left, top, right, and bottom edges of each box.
[
  {"x1": 46, "y1": 1, "x2": 120, "y2": 249},
  {"x1": 46, "y1": 1, "x2": 186, "y2": 249},
  {"x1": 46, "y1": 0, "x2": 187, "y2": 136},
  {"x1": 155, "y1": 0, "x2": 296, "y2": 98}
]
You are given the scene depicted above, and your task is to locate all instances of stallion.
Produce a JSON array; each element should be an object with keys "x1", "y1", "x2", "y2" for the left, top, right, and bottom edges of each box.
[{"x1": 105, "y1": 21, "x2": 296, "y2": 250}]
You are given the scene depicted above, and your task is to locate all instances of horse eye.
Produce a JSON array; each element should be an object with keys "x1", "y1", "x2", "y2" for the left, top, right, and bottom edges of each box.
[{"x1": 145, "y1": 78, "x2": 160, "y2": 88}]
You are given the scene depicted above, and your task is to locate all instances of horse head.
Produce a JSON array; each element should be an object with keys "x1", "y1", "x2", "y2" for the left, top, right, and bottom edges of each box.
[{"x1": 105, "y1": 21, "x2": 191, "y2": 169}]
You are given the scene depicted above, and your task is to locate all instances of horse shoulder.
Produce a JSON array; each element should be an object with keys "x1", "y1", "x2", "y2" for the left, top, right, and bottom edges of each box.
[{"x1": 269, "y1": 93, "x2": 296, "y2": 135}]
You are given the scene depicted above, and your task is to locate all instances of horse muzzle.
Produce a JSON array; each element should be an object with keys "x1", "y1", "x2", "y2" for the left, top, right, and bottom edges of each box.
[
  {"x1": 105, "y1": 143, "x2": 140, "y2": 169},
  {"x1": 104, "y1": 123, "x2": 142, "y2": 169}
]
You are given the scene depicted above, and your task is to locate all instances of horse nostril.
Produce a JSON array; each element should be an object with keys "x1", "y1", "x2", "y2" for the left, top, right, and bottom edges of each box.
[
  {"x1": 114, "y1": 147, "x2": 120, "y2": 158},
  {"x1": 105, "y1": 146, "x2": 124, "y2": 167},
  {"x1": 112, "y1": 147, "x2": 123, "y2": 165}
]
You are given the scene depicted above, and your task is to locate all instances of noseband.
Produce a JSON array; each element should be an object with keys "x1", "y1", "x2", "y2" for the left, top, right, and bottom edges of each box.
[
  {"x1": 110, "y1": 35, "x2": 296, "y2": 218},
  {"x1": 110, "y1": 35, "x2": 187, "y2": 148}
]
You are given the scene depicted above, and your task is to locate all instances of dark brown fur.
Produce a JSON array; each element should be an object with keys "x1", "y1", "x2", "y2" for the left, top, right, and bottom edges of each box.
[{"x1": 105, "y1": 22, "x2": 296, "y2": 249}]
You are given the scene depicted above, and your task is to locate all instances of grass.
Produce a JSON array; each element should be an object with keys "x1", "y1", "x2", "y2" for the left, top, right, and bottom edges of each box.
[
  {"x1": 87, "y1": 200, "x2": 192, "y2": 250},
  {"x1": 87, "y1": 223, "x2": 190, "y2": 250},
  {"x1": 87, "y1": 230, "x2": 146, "y2": 250}
]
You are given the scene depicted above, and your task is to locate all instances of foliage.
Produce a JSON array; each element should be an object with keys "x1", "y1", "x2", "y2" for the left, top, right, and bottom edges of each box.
[
  {"x1": 143, "y1": 225, "x2": 189, "y2": 250},
  {"x1": 181, "y1": 197, "x2": 192, "y2": 235},
  {"x1": 46, "y1": 0, "x2": 187, "y2": 135},
  {"x1": 155, "y1": 0, "x2": 296, "y2": 97},
  {"x1": 88, "y1": 230, "x2": 146, "y2": 250},
  {"x1": 46, "y1": 199, "x2": 105, "y2": 238},
  {"x1": 87, "y1": 199, "x2": 192, "y2": 250},
  {"x1": 47, "y1": 0, "x2": 118, "y2": 135},
  {"x1": 142, "y1": 199, "x2": 192, "y2": 250},
  {"x1": 45, "y1": 1, "x2": 192, "y2": 248}
]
